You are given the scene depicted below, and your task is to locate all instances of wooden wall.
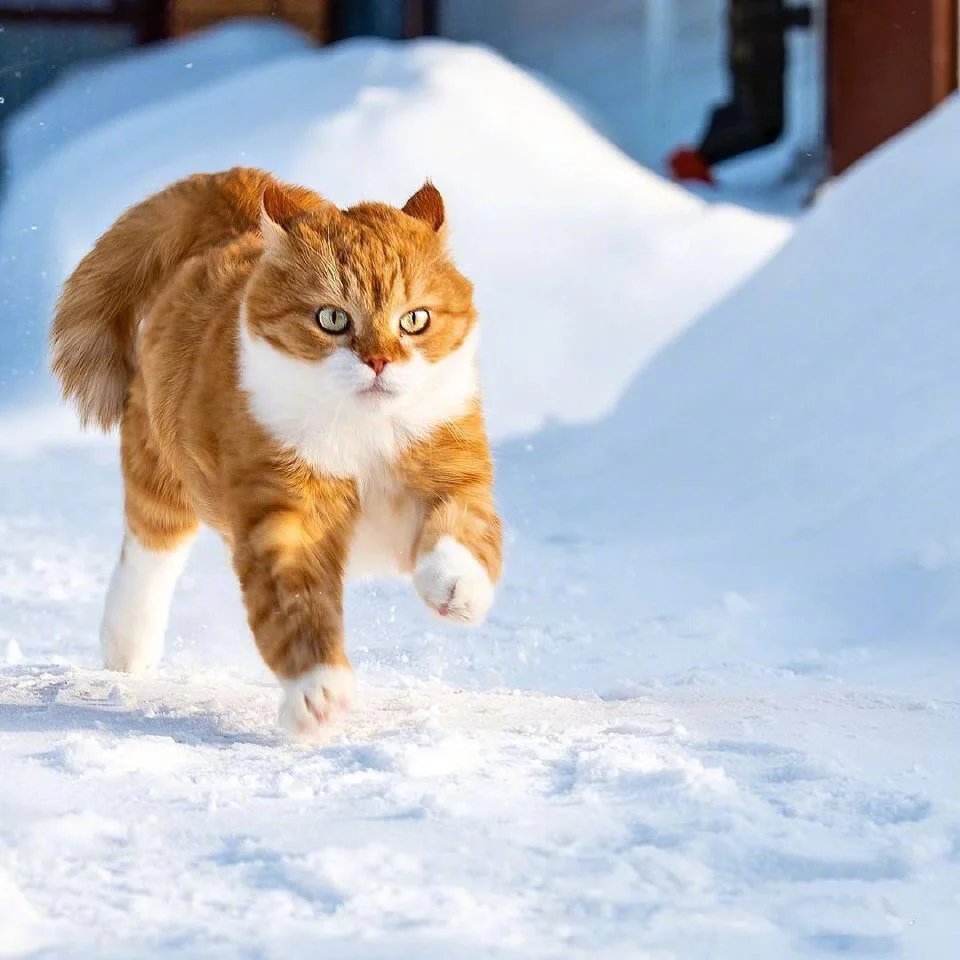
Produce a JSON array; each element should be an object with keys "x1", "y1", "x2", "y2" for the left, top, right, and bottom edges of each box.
[
  {"x1": 827, "y1": 0, "x2": 959, "y2": 174},
  {"x1": 169, "y1": 1, "x2": 332, "y2": 44}
]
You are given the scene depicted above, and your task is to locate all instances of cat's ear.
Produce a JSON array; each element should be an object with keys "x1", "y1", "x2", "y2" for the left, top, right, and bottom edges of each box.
[
  {"x1": 402, "y1": 181, "x2": 445, "y2": 233},
  {"x1": 260, "y1": 181, "x2": 326, "y2": 248}
]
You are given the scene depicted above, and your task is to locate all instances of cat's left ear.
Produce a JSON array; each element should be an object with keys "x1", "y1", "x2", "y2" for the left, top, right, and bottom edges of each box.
[
  {"x1": 260, "y1": 181, "x2": 326, "y2": 249},
  {"x1": 402, "y1": 181, "x2": 445, "y2": 233}
]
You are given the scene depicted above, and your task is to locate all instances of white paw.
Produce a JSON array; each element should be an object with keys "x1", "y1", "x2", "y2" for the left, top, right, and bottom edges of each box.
[
  {"x1": 413, "y1": 536, "x2": 494, "y2": 625},
  {"x1": 102, "y1": 624, "x2": 164, "y2": 674},
  {"x1": 278, "y1": 665, "x2": 356, "y2": 737}
]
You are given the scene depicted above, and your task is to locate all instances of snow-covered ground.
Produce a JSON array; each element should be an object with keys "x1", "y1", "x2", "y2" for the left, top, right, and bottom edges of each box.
[{"x1": 1, "y1": 26, "x2": 959, "y2": 960}]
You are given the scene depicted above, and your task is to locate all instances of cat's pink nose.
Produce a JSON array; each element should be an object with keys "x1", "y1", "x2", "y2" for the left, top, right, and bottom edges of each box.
[{"x1": 364, "y1": 356, "x2": 389, "y2": 376}]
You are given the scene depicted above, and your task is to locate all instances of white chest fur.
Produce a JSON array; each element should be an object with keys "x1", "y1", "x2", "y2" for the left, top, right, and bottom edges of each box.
[
  {"x1": 237, "y1": 312, "x2": 477, "y2": 480},
  {"x1": 238, "y1": 311, "x2": 478, "y2": 578}
]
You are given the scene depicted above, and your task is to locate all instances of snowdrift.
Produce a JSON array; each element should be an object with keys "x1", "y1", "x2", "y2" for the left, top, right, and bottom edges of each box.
[
  {"x1": 515, "y1": 97, "x2": 960, "y2": 654},
  {"x1": 2, "y1": 19, "x2": 311, "y2": 186},
  {"x1": 0, "y1": 33, "x2": 788, "y2": 439}
]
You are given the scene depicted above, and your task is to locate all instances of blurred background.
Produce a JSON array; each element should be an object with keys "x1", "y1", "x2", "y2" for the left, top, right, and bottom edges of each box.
[{"x1": 0, "y1": 1, "x2": 955, "y2": 187}]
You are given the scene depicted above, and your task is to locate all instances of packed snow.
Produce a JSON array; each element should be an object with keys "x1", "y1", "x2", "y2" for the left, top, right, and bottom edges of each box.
[{"x1": 1, "y1": 25, "x2": 959, "y2": 960}]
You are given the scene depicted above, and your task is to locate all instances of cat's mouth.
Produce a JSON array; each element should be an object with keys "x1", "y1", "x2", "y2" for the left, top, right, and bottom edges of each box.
[{"x1": 358, "y1": 381, "x2": 397, "y2": 400}]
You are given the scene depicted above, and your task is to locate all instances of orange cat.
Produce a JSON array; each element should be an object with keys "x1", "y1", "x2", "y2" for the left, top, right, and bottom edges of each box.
[{"x1": 51, "y1": 168, "x2": 502, "y2": 734}]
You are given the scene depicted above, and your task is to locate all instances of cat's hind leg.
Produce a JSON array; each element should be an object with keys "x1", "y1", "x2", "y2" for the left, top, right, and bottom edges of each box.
[
  {"x1": 101, "y1": 532, "x2": 193, "y2": 672},
  {"x1": 101, "y1": 391, "x2": 197, "y2": 673}
]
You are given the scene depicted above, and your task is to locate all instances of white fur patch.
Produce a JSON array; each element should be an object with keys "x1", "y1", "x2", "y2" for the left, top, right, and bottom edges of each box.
[
  {"x1": 345, "y1": 472, "x2": 424, "y2": 579},
  {"x1": 413, "y1": 536, "x2": 494, "y2": 625},
  {"x1": 279, "y1": 665, "x2": 356, "y2": 737},
  {"x1": 238, "y1": 307, "x2": 478, "y2": 484},
  {"x1": 101, "y1": 532, "x2": 193, "y2": 673}
]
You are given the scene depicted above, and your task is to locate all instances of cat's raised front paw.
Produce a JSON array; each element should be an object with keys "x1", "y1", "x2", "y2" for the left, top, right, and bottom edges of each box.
[
  {"x1": 413, "y1": 536, "x2": 494, "y2": 625},
  {"x1": 279, "y1": 664, "x2": 355, "y2": 736}
]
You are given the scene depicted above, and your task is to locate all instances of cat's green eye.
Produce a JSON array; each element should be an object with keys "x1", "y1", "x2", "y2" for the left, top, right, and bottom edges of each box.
[
  {"x1": 399, "y1": 308, "x2": 430, "y2": 335},
  {"x1": 316, "y1": 306, "x2": 351, "y2": 334}
]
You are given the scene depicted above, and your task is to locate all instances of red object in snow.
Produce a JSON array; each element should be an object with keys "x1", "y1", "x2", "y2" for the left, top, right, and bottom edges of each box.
[{"x1": 668, "y1": 147, "x2": 716, "y2": 185}]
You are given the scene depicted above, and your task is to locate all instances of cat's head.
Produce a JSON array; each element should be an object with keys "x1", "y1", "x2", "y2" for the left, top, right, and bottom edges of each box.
[{"x1": 241, "y1": 180, "x2": 478, "y2": 428}]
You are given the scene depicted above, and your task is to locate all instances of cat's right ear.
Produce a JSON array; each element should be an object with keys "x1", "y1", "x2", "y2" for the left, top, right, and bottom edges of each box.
[
  {"x1": 402, "y1": 181, "x2": 445, "y2": 233},
  {"x1": 260, "y1": 181, "x2": 326, "y2": 250}
]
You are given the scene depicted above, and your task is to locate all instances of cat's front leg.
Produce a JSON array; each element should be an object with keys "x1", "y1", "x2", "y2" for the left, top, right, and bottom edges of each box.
[
  {"x1": 413, "y1": 497, "x2": 502, "y2": 625},
  {"x1": 230, "y1": 472, "x2": 359, "y2": 735}
]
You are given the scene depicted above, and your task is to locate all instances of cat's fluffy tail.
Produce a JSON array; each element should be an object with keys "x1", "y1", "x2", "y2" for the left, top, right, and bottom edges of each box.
[{"x1": 50, "y1": 167, "x2": 317, "y2": 430}]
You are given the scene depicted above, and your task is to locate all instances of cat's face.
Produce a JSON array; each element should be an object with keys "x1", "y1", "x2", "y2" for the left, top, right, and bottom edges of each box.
[{"x1": 242, "y1": 183, "x2": 478, "y2": 417}]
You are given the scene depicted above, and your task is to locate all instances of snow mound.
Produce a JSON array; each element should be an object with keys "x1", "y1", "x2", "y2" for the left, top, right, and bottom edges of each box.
[
  {"x1": 519, "y1": 97, "x2": 960, "y2": 653},
  {"x1": 2, "y1": 19, "x2": 311, "y2": 185},
  {"x1": 0, "y1": 34, "x2": 788, "y2": 439}
]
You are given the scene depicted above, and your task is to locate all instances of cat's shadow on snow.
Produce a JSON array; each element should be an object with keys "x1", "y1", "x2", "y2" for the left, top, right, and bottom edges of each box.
[{"x1": 0, "y1": 695, "x2": 279, "y2": 748}]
